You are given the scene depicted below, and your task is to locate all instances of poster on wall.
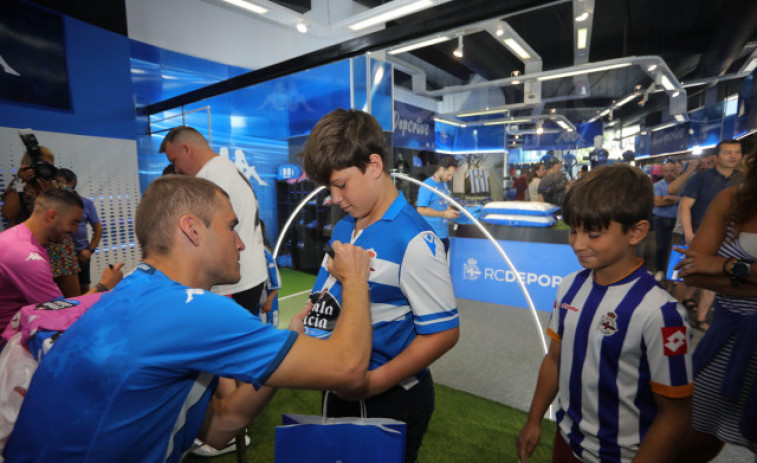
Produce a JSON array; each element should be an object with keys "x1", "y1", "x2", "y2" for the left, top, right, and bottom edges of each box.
[
  {"x1": 393, "y1": 101, "x2": 434, "y2": 150},
  {"x1": 649, "y1": 122, "x2": 689, "y2": 155},
  {"x1": 0, "y1": 0, "x2": 71, "y2": 110}
]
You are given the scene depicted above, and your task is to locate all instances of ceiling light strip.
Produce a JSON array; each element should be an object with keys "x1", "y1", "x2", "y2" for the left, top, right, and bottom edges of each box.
[
  {"x1": 388, "y1": 36, "x2": 450, "y2": 55},
  {"x1": 220, "y1": 0, "x2": 268, "y2": 15},
  {"x1": 537, "y1": 62, "x2": 632, "y2": 81},
  {"x1": 348, "y1": 0, "x2": 434, "y2": 31}
]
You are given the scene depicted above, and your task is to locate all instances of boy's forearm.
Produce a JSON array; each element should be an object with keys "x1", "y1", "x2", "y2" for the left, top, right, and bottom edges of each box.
[
  {"x1": 526, "y1": 343, "x2": 560, "y2": 424},
  {"x1": 633, "y1": 396, "x2": 690, "y2": 463}
]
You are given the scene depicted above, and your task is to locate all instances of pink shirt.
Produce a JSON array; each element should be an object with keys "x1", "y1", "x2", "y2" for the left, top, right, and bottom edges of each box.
[{"x1": 0, "y1": 224, "x2": 62, "y2": 332}]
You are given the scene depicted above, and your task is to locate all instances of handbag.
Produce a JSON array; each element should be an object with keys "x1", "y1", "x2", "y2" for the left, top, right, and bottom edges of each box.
[{"x1": 274, "y1": 393, "x2": 406, "y2": 463}]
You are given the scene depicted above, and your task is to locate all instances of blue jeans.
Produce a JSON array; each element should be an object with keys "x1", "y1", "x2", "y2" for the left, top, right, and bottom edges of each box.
[{"x1": 653, "y1": 215, "x2": 676, "y2": 272}]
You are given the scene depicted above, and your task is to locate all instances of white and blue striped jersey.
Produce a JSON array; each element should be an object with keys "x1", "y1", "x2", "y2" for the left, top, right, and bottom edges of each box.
[
  {"x1": 304, "y1": 193, "x2": 459, "y2": 386},
  {"x1": 467, "y1": 168, "x2": 489, "y2": 194},
  {"x1": 547, "y1": 263, "x2": 693, "y2": 463},
  {"x1": 5, "y1": 264, "x2": 297, "y2": 463}
]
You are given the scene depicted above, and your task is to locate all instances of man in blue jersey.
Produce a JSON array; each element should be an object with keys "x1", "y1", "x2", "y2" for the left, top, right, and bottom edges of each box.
[
  {"x1": 300, "y1": 109, "x2": 460, "y2": 463},
  {"x1": 518, "y1": 165, "x2": 693, "y2": 463},
  {"x1": 4, "y1": 175, "x2": 373, "y2": 463},
  {"x1": 416, "y1": 157, "x2": 460, "y2": 253}
]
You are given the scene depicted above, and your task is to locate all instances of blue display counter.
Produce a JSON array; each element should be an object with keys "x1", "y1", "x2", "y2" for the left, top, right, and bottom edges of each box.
[{"x1": 449, "y1": 224, "x2": 582, "y2": 312}]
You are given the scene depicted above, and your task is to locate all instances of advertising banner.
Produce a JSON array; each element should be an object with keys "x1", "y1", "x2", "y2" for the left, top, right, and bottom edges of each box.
[
  {"x1": 649, "y1": 122, "x2": 689, "y2": 155},
  {"x1": 522, "y1": 122, "x2": 602, "y2": 150},
  {"x1": 393, "y1": 101, "x2": 434, "y2": 150},
  {"x1": 688, "y1": 103, "x2": 723, "y2": 148},
  {"x1": 449, "y1": 237, "x2": 582, "y2": 312},
  {"x1": 0, "y1": 0, "x2": 71, "y2": 110}
]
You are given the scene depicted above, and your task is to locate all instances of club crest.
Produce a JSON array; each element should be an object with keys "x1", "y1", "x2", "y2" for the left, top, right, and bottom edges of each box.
[{"x1": 597, "y1": 312, "x2": 618, "y2": 335}]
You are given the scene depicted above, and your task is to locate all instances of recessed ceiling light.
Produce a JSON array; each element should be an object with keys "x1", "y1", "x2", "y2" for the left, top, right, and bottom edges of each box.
[
  {"x1": 647, "y1": 64, "x2": 658, "y2": 72},
  {"x1": 575, "y1": 12, "x2": 589, "y2": 22},
  {"x1": 296, "y1": 23, "x2": 308, "y2": 34},
  {"x1": 577, "y1": 28, "x2": 588, "y2": 49}
]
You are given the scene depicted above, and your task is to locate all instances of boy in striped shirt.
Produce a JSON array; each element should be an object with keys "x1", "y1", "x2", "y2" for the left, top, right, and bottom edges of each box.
[{"x1": 517, "y1": 164, "x2": 693, "y2": 463}]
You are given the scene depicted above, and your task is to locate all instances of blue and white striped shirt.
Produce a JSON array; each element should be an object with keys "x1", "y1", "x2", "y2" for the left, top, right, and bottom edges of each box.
[
  {"x1": 305, "y1": 193, "x2": 459, "y2": 385},
  {"x1": 548, "y1": 264, "x2": 693, "y2": 463}
]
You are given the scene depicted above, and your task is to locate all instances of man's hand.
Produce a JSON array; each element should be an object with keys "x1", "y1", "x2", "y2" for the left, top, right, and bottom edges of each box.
[
  {"x1": 78, "y1": 249, "x2": 92, "y2": 264},
  {"x1": 443, "y1": 208, "x2": 460, "y2": 220},
  {"x1": 18, "y1": 166, "x2": 36, "y2": 183},
  {"x1": 99, "y1": 262, "x2": 125, "y2": 290},
  {"x1": 326, "y1": 241, "x2": 370, "y2": 284},
  {"x1": 517, "y1": 420, "x2": 542, "y2": 462}
]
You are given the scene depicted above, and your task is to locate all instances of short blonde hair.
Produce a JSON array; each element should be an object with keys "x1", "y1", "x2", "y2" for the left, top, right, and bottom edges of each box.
[{"x1": 135, "y1": 175, "x2": 227, "y2": 258}]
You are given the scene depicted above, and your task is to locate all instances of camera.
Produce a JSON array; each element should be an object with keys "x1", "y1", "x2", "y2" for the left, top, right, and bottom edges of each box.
[{"x1": 19, "y1": 129, "x2": 57, "y2": 181}]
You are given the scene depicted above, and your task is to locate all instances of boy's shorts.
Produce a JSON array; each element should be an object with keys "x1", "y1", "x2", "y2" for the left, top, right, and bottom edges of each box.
[{"x1": 552, "y1": 430, "x2": 583, "y2": 463}]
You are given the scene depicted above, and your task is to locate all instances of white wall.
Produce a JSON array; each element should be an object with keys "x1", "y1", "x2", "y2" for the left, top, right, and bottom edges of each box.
[{"x1": 126, "y1": 0, "x2": 360, "y2": 71}]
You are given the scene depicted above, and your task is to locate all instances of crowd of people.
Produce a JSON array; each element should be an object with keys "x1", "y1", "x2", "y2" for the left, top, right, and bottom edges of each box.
[{"x1": 0, "y1": 113, "x2": 754, "y2": 462}]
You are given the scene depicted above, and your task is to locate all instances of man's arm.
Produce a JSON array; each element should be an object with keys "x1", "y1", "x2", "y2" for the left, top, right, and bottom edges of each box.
[
  {"x1": 517, "y1": 340, "x2": 561, "y2": 462},
  {"x1": 337, "y1": 327, "x2": 459, "y2": 399},
  {"x1": 678, "y1": 197, "x2": 695, "y2": 244},
  {"x1": 417, "y1": 206, "x2": 459, "y2": 219},
  {"x1": 199, "y1": 380, "x2": 278, "y2": 449},
  {"x1": 667, "y1": 161, "x2": 698, "y2": 195},
  {"x1": 78, "y1": 222, "x2": 103, "y2": 264},
  {"x1": 265, "y1": 241, "x2": 372, "y2": 391},
  {"x1": 632, "y1": 394, "x2": 691, "y2": 463}
]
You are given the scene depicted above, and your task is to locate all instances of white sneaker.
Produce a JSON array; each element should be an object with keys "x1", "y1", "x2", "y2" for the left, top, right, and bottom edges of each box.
[
  {"x1": 191, "y1": 434, "x2": 250, "y2": 457},
  {"x1": 654, "y1": 271, "x2": 664, "y2": 282}
]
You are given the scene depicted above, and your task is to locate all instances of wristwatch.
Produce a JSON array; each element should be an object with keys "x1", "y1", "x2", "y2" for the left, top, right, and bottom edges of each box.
[
  {"x1": 730, "y1": 258, "x2": 751, "y2": 286},
  {"x1": 88, "y1": 247, "x2": 97, "y2": 253}
]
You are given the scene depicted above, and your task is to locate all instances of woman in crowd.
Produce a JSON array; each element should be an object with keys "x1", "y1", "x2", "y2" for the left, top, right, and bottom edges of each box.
[{"x1": 674, "y1": 152, "x2": 757, "y2": 461}]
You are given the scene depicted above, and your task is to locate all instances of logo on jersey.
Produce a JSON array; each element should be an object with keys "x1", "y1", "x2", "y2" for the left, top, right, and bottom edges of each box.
[
  {"x1": 422, "y1": 232, "x2": 437, "y2": 255},
  {"x1": 185, "y1": 289, "x2": 205, "y2": 303},
  {"x1": 303, "y1": 290, "x2": 341, "y2": 332},
  {"x1": 561, "y1": 303, "x2": 579, "y2": 313},
  {"x1": 34, "y1": 299, "x2": 79, "y2": 311},
  {"x1": 25, "y1": 252, "x2": 44, "y2": 262},
  {"x1": 597, "y1": 312, "x2": 618, "y2": 335},
  {"x1": 463, "y1": 258, "x2": 481, "y2": 281},
  {"x1": 366, "y1": 249, "x2": 377, "y2": 272},
  {"x1": 661, "y1": 326, "x2": 687, "y2": 356}
]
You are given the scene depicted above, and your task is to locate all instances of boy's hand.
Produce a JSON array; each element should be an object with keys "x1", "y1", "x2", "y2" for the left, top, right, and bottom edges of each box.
[
  {"x1": 516, "y1": 420, "x2": 542, "y2": 463},
  {"x1": 326, "y1": 241, "x2": 370, "y2": 284}
]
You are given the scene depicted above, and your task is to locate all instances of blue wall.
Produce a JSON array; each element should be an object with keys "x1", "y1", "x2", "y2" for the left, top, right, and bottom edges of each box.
[{"x1": 0, "y1": 14, "x2": 137, "y2": 140}]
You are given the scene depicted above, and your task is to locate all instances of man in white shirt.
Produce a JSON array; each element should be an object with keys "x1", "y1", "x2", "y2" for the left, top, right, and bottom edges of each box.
[{"x1": 160, "y1": 126, "x2": 267, "y2": 312}]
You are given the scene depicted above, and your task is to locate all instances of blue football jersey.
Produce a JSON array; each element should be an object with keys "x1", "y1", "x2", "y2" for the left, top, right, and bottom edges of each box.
[{"x1": 5, "y1": 263, "x2": 297, "y2": 463}]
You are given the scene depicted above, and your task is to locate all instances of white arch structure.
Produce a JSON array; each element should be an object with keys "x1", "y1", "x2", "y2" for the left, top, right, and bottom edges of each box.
[{"x1": 272, "y1": 173, "x2": 551, "y2": 417}]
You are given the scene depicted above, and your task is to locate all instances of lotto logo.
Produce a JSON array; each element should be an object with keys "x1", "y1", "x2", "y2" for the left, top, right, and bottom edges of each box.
[{"x1": 661, "y1": 326, "x2": 687, "y2": 356}]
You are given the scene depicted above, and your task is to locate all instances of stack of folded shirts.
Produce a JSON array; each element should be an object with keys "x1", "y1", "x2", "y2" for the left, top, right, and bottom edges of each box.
[{"x1": 480, "y1": 201, "x2": 559, "y2": 227}]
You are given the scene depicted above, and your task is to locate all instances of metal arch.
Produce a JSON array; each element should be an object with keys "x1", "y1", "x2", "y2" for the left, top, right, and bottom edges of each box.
[
  {"x1": 392, "y1": 172, "x2": 549, "y2": 356},
  {"x1": 271, "y1": 175, "x2": 552, "y2": 418},
  {"x1": 272, "y1": 186, "x2": 326, "y2": 260}
]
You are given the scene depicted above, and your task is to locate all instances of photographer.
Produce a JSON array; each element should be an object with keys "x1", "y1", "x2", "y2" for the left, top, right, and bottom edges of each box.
[
  {"x1": 2, "y1": 138, "x2": 81, "y2": 297},
  {"x1": 1, "y1": 146, "x2": 57, "y2": 226}
]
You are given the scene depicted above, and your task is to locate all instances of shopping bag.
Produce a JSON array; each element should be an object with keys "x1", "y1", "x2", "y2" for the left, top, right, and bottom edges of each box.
[
  {"x1": 666, "y1": 245, "x2": 687, "y2": 282},
  {"x1": 275, "y1": 397, "x2": 406, "y2": 463}
]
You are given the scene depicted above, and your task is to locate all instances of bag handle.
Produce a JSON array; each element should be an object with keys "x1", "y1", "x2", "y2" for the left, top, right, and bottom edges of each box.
[{"x1": 322, "y1": 391, "x2": 367, "y2": 424}]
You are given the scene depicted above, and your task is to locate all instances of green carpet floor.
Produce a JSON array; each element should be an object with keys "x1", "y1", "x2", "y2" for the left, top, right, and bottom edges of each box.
[{"x1": 184, "y1": 268, "x2": 557, "y2": 462}]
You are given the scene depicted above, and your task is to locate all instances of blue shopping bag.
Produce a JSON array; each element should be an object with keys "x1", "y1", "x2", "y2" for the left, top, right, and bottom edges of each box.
[
  {"x1": 667, "y1": 245, "x2": 687, "y2": 282},
  {"x1": 275, "y1": 413, "x2": 406, "y2": 463}
]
